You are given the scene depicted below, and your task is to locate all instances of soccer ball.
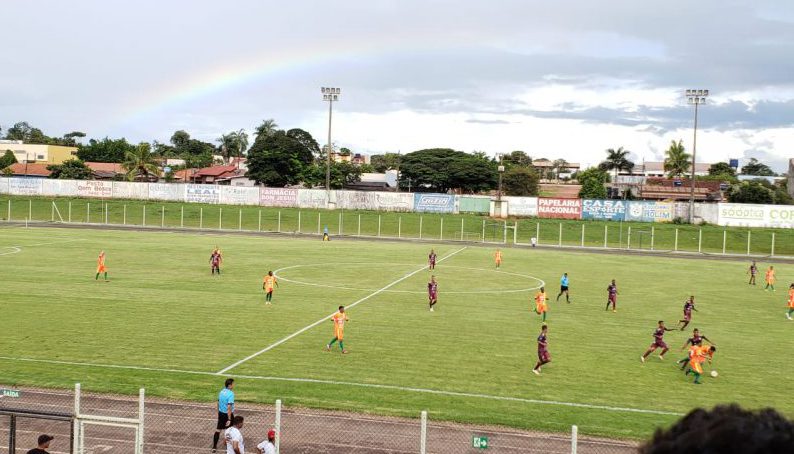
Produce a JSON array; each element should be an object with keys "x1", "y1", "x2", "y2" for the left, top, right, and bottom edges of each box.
[{"x1": 710, "y1": 370, "x2": 718, "y2": 378}]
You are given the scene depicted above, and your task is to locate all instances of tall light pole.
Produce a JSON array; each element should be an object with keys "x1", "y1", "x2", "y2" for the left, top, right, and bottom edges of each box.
[
  {"x1": 497, "y1": 154, "x2": 505, "y2": 201},
  {"x1": 321, "y1": 87, "x2": 341, "y2": 193},
  {"x1": 686, "y1": 89, "x2": 708, "y2": 223}
]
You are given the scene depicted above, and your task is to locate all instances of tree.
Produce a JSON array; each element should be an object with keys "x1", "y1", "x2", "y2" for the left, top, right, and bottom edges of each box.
[
  {"x1": 217, "y1": 130, "x2": 249, "y2": 164},
  {"x1": 708, "y1": 162, "x2": 736, "y2": 177},
  {"x1": 552, "y1": 158, "x2": 568, "y2": 182},
  {"x1": 398, "y1": 148, "x2": 497, "y2": 193},
  {"x1": 728, "y1": 181, "x2": 774, "y2": 204},
  {"x1": 306, "y1": 160, "x2": 363, "y2": 189},
  {"x1": 4, "y1": 121, "x2": 50, "y2": 144},
  {"x1": 663, "y1": 140, "x2": 691, "y2": 178},
  {"x1": 61, "y1": 131, "x2": 86, "y2": 146},
  {"x1": 122, "y1": 143, "x2": 161, "y2": 181},
  {"x1": 170, "y1": 130, "x2": 191, "y2": 148},
  {"x1": 0, "y1": 150, "x2": 18, "y2": 169},
  {"x1": 77, "y1": 137, "x2": 137, "y2": 163},
  {"x1": 246, "y1": 130, "x2": 315, "y2": 186},
  {"x1": 741, "y1": 158, "x2": 775, "y2": 176},
  {"x1": 339, "y1": 147, "x2": 352, "y2": 157},
  {"x1": 254, "y1": 119, "x2": 279, "y2": 139},
  {"x1": 577, "y1": 167, "x2": 610, "y2": 199},
  {"x1": 47, "y1": 159, "x2": 93, "y2": 180},
  {"x1": 370, "y1": 153, "x2": 401, "y2": 172},
  {"x1": 286, "y1": 128, "x2": 321, "y2": 156},
  {"x1": 502, "y1": 150, "x2": 533, "y2": 168},
  {"x1": 502, "y1": 167, "x2": 539, "y2": 196},
  {"x1": 598, "y1": 147, "x2": 634, "y2": 181}
]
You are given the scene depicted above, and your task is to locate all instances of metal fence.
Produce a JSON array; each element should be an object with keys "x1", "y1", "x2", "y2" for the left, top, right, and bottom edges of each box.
[{"x1": 0, "y1": 384, "x2": 639, "y2": 453}]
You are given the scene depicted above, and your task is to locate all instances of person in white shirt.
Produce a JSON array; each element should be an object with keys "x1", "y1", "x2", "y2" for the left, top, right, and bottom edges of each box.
[
  {"x1": 256, "y1": 428, "x2": 277, "y2": 454},
  {"x1": 224, "y1": 416, "x2": 245, "y2": 454}
]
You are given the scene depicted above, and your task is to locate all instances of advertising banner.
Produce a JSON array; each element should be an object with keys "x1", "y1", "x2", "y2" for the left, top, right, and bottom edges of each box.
[
  {"x1": 505, "y1": 196, "x2": 538, "y2": 217},
  {"x1": 0, "y1": 177, "x2": 8, "y2": 194},
  {"x1": 336, "y1": 191, "x2": 414, "y2": 211},
  {"x1": 41, "y1": 179, "x2": 78, "y2": 197},
  {"x1": 581, "y1": 199, "x2": 626, "y2": 221},
  {"x1": 717, "y1": 203, "x2": 794, "y2": 228},
  {"x1": 458, "y1": 196, "x2": 490, "y2": 214},
  {"x1": 538, "y1": 198, "x2": 582, "y2": 219},
  {"x1": 148, "y1": 183, "x2": 185, "y2": 201},
  {"x1": 297, "y1": 189, "x2": 328, "y2": 209},
  {"x1": 260, "y1": 188, "x2": 298, "y2": 207},
  {"x1": 112, "y1": 181, "x2": 149, "y2": 200},
  {"x1": 185, "y1": 184, "x2": 220, "y2": 204},
  {"x1": 9, "y1": 178, "x2": 42, "y2": 196},
  {"x1": 625, "y1": 201, "x2": 674, "y2": 222},
  {"x1": 219, "y1": 186, "x2": 259, "y2": 206},
  {"x1": 77, "y1": 180, "x2": 113, "y2": 198},
  {"x1": 413, "y1": 193, "x2": 455, "y2": 213}
]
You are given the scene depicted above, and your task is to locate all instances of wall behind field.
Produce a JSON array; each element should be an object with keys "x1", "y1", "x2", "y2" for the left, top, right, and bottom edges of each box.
[{"x1": 2, "y1": 177, "x2": 793, "y2": 228}]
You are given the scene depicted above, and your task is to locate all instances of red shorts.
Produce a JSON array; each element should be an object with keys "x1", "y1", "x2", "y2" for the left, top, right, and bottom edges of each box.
[
  {"x1": 683, "y1": 313, "x2": 692, "y2": 321},
  {"x1": 538, "y1": 350, "x2": 551, "y2": 362},
  {"x1": 609, "y1": 294, "x2": 617, "y2": 303},
  {"x1": 651, "y1": 340, "x2": 668, "y2": 350}
]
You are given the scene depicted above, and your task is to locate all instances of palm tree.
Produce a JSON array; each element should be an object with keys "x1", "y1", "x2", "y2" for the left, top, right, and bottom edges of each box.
[
  {"x1": 254, "y1": 119, "x2": 278, "y2": 138},
  {"x1": 217, "y1": 130, "x2": 249, "y2": 164},
  {"x1": 123, "y1": 143, "x2": 161, "y2": 181},
  {"x1": 599, "y1": 147, "x2": 634, "y2": 181},
  {"x1": 663, "y1": 140, "x2": 691, "y2": 177}
]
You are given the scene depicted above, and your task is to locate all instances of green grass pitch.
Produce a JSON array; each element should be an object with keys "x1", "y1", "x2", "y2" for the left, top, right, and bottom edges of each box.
[{"x1": 1, "y1": 226, "x2": 792, "y2": 439}]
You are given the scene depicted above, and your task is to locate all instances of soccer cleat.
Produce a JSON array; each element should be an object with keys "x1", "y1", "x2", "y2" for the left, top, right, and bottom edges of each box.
[
  {"x1": 640, "y1": 356, "x2": 645, "y2": 363},
  {"x1": 786, "y1": 314, "x2": 792, "y2": 320},
  {"x1": 658, "y1": 355, "x2": 664, "y2": 360},
  {"x1": 612, "y1": 309, "x2": 616, "y2": 313},
  {"x1": 532, "y1": 369, "x2": 540, "y2": 376},
  {"x1": 430, "y1": 308, "x2": 434, "y2": 312},
  {"x1": 341, "y1": 350, "x2": 349, "y2": 354},
  {"x1": 324, "y1": 345, "x2": 331, "y2": 352}
]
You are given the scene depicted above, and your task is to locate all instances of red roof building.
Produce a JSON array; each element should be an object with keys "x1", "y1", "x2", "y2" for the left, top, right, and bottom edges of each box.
[
  {"x1": 191, "y1": 165, "x2": 238, "y2": 184},
  {"x1": 5, "y1": 162, "x2": 52, "y2": 177}
]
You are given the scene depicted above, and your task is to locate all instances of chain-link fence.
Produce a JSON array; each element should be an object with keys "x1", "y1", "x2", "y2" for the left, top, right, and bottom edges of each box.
[{"x1": 0, "y1": 384, "x2": 639, "y2": 453}]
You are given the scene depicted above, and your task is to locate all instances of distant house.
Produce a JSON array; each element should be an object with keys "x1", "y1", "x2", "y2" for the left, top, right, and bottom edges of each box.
[
  {"x1": 4, "y1": 162, "x2": 52, "y2": 178},
  {"x1": 0, "y1": 140, "x2": 78, "y2": 165},
  {"x1": 85, "y1": 162, "x2": 125, "y2": 180},
  {"x1": 345, "y1": 170, "x2": 397, "y2": 191},
  {"x1": 191, "y1": 165, "x2": 238, "y2": 184},
  {"x1": 632, "y1": 162, "x2": 712, "y2": 177}
]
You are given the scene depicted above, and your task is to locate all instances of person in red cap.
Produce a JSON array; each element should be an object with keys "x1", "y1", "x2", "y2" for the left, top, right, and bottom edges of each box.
[{"x1": 256, "y1": 428, "x2": 276, "y2": 454}]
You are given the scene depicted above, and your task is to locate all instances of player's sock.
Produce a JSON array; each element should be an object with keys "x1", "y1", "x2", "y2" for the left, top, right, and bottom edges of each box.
[
  {"x1": 542, "y1": 313, "x2": 547, "y2": 322},
  {"x1": 213, "y1": 432, "x2": 220, "y2": 449},
  {"x1": 95, "y1": 273, "x2": 99, "y2": 280},
  {"x1": 328, "y1": 338, "x2": 337, "y2": 346},
  {"x1": 693, "y1": 372, "x2": 701, "y2": 384},
  {"x1": 104, "y1": 272, "x2": 108, "y2": 281},
  {"x1": 566, "y1": 296, "x2": 569, "y2": 303},
  {"x1": 556, "y1": 294, "x2": 560, "y2": 301},
  {"x1": 339, "y1": 341, "x2": 344, "y2": 351}
]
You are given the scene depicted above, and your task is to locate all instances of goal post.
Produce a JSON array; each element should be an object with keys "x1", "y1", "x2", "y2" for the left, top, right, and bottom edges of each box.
[{"x1": 73, "y1": 383, "x2": 145, "y2": 454}]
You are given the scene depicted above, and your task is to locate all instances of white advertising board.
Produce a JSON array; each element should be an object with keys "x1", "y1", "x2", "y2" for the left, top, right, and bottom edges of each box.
[
  {"x1": 76, "y1": 180, "x2": 113, "y2": 198},
  {"x1": 335, "y1": 191, "x2": 414, "y2": 211},
  {"x1": 219, "y1": 186, "x2": 259, "y2": 206},
  {"x1": 10, "y1": 178, "x2": 43, "y2": 196},
  {"x1": 41, "y1": 179, "x2": 78, "y2": 197},
  {"x1": 112, "y1": 181, "x2": 149, "y2": 200},
  {"x1": 505, "y1": 196, "x2": 538, "y2": 217},
  {"x1": 297, "y1": 189, "x2": 328, "y2": 209},
  {"x1": 717, "y1": 203, "x2": 794, "y2": 228},
  {"x1": 148, "y1": 183, "x2": 185, "y2": 201}
]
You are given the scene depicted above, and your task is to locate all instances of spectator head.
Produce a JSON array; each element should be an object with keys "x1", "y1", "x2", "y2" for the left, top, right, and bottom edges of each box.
[
  {"x1": 267, "y1": 428, "x2": 276, "y2": 441},
  {"x1": 232, "y1": 415, "x2": 244, "y2": 428},
  {"x1": 38, "y1": 434, "x2": 54, "y2": 448},
  {"x1": 641, "y1": 404, "x2": 794, "y2": 454},
  {"x1": 225, "y1": 378, "x2": 234, "y2": 389}
]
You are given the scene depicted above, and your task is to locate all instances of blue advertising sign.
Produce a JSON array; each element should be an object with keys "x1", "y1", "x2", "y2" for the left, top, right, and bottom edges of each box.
[
  {"x1": 414, "y1": 193, "x2": 455, "y2": 213},
  {"x1": 625, "y1": 201, "x2": 674, "y2": 222},
  {"x1": 581, "y1": 199, "x2": 626, "y2": 221}
]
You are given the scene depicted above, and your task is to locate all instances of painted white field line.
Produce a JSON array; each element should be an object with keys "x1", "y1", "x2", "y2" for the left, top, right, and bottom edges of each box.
[
  {"x1": 0, "y1": 246, "x2": 21, "y2": 256},
  {"x1": 217, "y1": 246, "x2": 468, "y2": 374},
  {"x1": 0, "y1": 238, "x2": 86, "y2": 257},
  {"x1": 0, "y1": 355, "x2": 681, "y2": 417}
]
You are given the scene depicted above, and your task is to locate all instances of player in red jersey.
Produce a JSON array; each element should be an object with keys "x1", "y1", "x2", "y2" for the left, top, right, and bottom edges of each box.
[
  {"x1": 605, "y1": 280, "x2": 618, "y2": 312},
  {"x1": 676, "y1": 296, "x2": 697, "y2": 330},
  {"x1": 641, "y1": 321, "x2": 674, "y2": 362},
  {"x1": 532, "y1": 324, "x2": 550, "y2": 376},
  {"x1": 428, "y1": 275, "x2": 438, "y2": 312},
  {"x1": 747, "y1": 261, "x2": 757, "y2": 285},
  {"x1": 209, "y1": 249, "x2": 222, "y2": 275},
  {"x1": 428, "y1": 249, "x2": 437, "y2": 271}
]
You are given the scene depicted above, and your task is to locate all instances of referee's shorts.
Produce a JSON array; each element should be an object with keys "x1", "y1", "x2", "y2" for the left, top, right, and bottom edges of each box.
[{"x1": 217, "y1": 411, "x2": 234, "y2": 430}]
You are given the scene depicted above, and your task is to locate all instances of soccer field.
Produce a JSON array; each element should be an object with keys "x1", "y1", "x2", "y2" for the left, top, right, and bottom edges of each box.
[{"x1": 1, "y1": 225, "x2": 792, "y2": 440}]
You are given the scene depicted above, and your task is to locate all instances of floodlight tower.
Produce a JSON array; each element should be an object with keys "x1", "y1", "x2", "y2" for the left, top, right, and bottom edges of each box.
[
  {"x1": 321, "y1": 87, "x2": 341, "y2": 193},
  {"x1": 686, "y1": 88, "x2": 708, "y2": 223}
]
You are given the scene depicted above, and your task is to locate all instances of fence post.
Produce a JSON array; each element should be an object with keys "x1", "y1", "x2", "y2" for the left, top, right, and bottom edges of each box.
[
  {"x1": 298, "y1": 211, "x2": 301, "y2": 233},
  {"x1": 29, "y1": 199, "x2": 32, "y2": 221},
  {"x1": 219, "y1": 208, "x2": 223, "y2": 230},
  {"x1": 377, "y1": 215, "x2": 381, "y2": 237},
  {"x1": 278, "y1": 211, "x2": 281, "y2": 232},
  {"x1": 514, "y1": 221, "x2": 518, "y2": 244},
  {"x1": 258, "y1": 210, "x2": 261, "y2": 232},
  {"x1": 604, "y1": 225, "x2": 608, "y2": 248},
  {"x1": 398, "y1": 216, "x2": 402, "y2": 238},
  {"x1": 7, "y1": 199, "x2": 10, "y2": 222},
  {"x1": 123, "y1": 205, "x2": 126, "y2": 225},
  {"x1": 722, "y1": 230, "x2": 726, "y2": 254},
  {"x1": 746, "y1": 230, "x2": 751, "y2": 255},
  {"x1": 440, "y1": 217, "x2": 444, "y2": 241},
  {"x1": 199, "y1": 207, "x2": 203, "y2": 229},
  {"x1": 161, "y1": 206, "x2": 165, "y2": 228},
  {"x1": 51, "y1": 202, "x2": 54, "y2": 222},
  {"x1": 419, "y1": 216, "x2": 423, "y2": 239},
  {"x1": 674, "y1": 228, "x2": 678, "y2": 251},
  {"x1": 357, "y1": 214, "x2": 361, "y2": 236},
  {"x1": 580, "y1": 224, "x2": 585, "y2": 247},
  {"x1": 105, "y1": 203, "x2": 108, "y2": 224},
  {"x1": 771, "y1": 232, "x2": 775, "y2": 257},
  {"x1": 87, "y1": 202, "x2": 90, "y2": 223},
  {"x1": 558, "y1": 222, "x2": 562, "y2": 247},
  {"x1": 460, "y1": 218, "x2": 464, "y2": 241},
  {"x1": 181, "y1": 206, "x2": 184, "y2": 228},
  {"x1": 536, "y1": 222, "x2": 540, "y2": 246},
  {"x1": 503, "y1": 220, "x2": 507, "y2": 244},
  {"x1": 73, "y1": 383, "x2": 81, "y2": 454},
  {"x1": 339, "y1": 212, "x2": 342, "y2": 235},
  {"x1": 137, "y1": 387, "x2": 145, "y2": 454},
  {"x1": 142, "y1": 204, "x2": 145, "y2": 226},
  {"x1": 317, "y1": 212, "x2": 321, "y2": 234},
  {"x1": 650, "y1": 226, "x2": 654, "y2": 251},
  {"x1": 68, "y1": 201, "x2": 72, "y2": 223},
  {"x1": 698, "y1": 228, "x2": 702, "y2": 253},
  {"x1": 238, "y1": 209, "x2": 242, "y2": 231},
  {"x1": 420, "y1": 410, "x2": 428, "y2": 454},
  {"x1": 275, "y1": 399, "x2": 282, "y2": 454},
  {"x1": 627, "y1": 226, "x2": 632, "y2": 249},
  {"x1": 571, "y1": 425, "x2": 578, "y2": 454},
  {"x1": 481, "y1": 219, "x2": 485, "y2": 242}
]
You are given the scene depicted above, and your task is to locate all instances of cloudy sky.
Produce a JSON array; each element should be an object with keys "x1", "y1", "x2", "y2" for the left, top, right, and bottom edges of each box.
[{"x1": 3, "y1": 0, "x2": 794, "y2": 171}]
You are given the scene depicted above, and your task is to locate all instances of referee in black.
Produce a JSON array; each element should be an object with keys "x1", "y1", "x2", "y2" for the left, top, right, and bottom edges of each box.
[{"x1": 212, "y1": 378, "x2": 236, "y2": 452}]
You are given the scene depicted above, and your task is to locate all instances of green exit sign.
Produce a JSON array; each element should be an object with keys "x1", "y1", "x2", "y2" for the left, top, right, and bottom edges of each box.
[
  {"x1": 0, "y1": 389, "x2": 21, "y2": 398},
  {"x1": 472, "y1": 436, "x2": 489, "y2": 449}
]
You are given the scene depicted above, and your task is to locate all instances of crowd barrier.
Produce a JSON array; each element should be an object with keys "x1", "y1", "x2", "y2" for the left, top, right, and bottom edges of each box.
[{"x1": 1, "y1": 177, "x2": 793, "y2": 228}]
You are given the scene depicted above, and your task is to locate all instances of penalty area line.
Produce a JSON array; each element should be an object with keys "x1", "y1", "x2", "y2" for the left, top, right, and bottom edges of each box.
[
  {"x1": 0, "y1": 355, "x2": 682, "y2": 417},
  {"x1": 216, "y1": 246, "x2": 468, "y2": 374}
]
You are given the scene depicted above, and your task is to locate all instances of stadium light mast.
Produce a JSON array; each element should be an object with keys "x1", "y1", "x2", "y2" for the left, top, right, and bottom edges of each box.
[
  {"x1": 321, "y1": 87, "x2": 341, "y2": 194},
  {"x1": 686, "y1": 89, "x2": 708, "y2": 223}
]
